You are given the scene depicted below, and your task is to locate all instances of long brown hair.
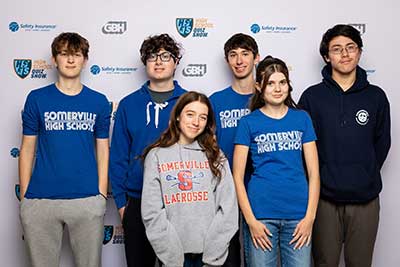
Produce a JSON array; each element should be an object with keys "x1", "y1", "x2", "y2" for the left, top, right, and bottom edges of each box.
[
  {"x1": 143, "y1": 91, "x2": 224, "y2": 179},
  {"x1": 250, "y1": 55, "x2": 298, "y2": 111}
]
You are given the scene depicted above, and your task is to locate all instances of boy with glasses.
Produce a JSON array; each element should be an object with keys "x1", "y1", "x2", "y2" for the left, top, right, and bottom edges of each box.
[
  {"x1": 109, "y1": 33, "x2": 186, "y2": 267},
  {"x1": 209, "y1": 33, "x2": 259, "y2": 267},
  {"x1": 19, "y1": 32, "x2": 110, "y2": 267},
  {"x1": 299, "y1": 24, "x2": 391, "y2": 266}
]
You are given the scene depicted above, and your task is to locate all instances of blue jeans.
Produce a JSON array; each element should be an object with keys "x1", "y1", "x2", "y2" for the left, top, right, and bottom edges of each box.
[{"x1": 243, "y1": 219, "x2": 311, "y2": 267}]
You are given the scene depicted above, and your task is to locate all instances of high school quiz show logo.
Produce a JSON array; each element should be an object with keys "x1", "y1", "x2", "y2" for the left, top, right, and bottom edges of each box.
[
  {"x1": 14, "y1": 59, "x2": 53, "y2": 79},
  {"x1": 8, "y1": 21, "x2": 56, "y2": 32},
  {"x1": 103, "y1": 224, "x2": 124, "y2": 245},
  {"x1": 176, "y1": 18, "x2": 214, "y2": 38},
  {"x1": 250, "y1": 23, "x2": 297, "y2": 34}
]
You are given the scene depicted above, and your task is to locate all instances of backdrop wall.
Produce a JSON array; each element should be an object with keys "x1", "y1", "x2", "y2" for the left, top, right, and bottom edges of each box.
[{"x1": 2, "y1": 0, "x2": 399, "y2": 266}]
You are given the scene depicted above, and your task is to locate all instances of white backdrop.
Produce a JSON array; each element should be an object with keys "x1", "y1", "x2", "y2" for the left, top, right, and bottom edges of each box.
[{"x1": 2, "y1": 0, "x2": 399, "y2": 266}]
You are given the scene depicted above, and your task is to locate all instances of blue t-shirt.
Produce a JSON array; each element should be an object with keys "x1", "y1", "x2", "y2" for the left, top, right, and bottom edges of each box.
[
  {"x1": 234, "y1": 108, "x2": 316, "y2": 219},
  {"x1": 209, "y1": 87, "x2": 252, "y2": 167},
  {"x1": 22, "y1": 83, "x2": 110, "y2": 199}
]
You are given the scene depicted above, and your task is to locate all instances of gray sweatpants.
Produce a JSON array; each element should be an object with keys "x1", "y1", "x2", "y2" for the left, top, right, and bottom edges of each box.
[{"x1": 20, "y1": 194, "x2": 106, "y2": 267}]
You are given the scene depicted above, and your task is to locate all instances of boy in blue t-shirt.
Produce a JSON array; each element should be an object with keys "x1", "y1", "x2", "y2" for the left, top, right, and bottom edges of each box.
[
  {"x1": 19, "y1": 33, "x2": 110, "y2": 267},
  {"x1": 209, "y1": 33, "x2": 259, "y2": 267}
]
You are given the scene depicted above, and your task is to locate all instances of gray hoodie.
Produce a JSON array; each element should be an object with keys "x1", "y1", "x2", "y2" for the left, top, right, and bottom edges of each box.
[{"x1": 141, "y1": 141, "x2": 238, "y2": 267}]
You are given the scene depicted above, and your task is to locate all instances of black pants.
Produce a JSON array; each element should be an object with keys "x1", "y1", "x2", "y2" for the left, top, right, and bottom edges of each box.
[
  {"x1": 223, "y1": 230, "x2": 241, "y2": 267},
  {"x1": 122, "y1": 196, "x2": 156, "y2": 267}
]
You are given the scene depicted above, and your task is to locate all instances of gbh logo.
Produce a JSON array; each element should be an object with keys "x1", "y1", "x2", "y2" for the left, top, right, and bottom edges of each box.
[
  {"x1": 182, "y1": 64, "x2": 207, "y2": 77},
  {"x1": 348, "y1": 23, "x2": 366, "y2": 35},
  {"x1": 102, "y1": 21, "x2": 127, "y2": 34},
  {"x1": 14, "y1": 59, "x2": 32, "y2": 79}
]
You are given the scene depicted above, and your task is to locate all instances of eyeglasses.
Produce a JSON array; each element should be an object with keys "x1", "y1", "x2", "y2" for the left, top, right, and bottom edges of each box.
[
  {"x1": 329, "y1": 44, "x2": 358, "y2": 55},
  {"x1": 146, "y1": 51, "x2": 176, "y2": 62}
]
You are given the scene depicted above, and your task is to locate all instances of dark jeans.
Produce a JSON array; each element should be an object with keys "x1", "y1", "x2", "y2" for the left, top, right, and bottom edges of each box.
[
  {"x1": 122, "y1": 196, "x2": 156, "y2": 267},
  {"x1": 184, "y1": 254, "x2": 203, "y2": 267},
  {"x1": 312, "y1": 197, "x2": 380, "y2": 267}
]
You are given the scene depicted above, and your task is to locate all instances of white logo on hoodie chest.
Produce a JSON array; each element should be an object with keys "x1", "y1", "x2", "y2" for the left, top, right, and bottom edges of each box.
[{"x1": 356, "y1": 109, "x2": 369, "y2": 125}]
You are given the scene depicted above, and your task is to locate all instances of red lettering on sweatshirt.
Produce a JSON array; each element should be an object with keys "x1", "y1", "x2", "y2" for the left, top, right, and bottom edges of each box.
[{"x1": 163, "y1": 191, "x2": 209, "y2": 205}]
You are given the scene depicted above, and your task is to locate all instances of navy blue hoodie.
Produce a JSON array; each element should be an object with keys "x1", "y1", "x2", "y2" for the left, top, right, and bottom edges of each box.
[
  {"x1": 109, "y1": 81, "x2": 186, "y2": 209},
  {"x1": 299, "y1": 65, "x2": 390, "y2": 203}
]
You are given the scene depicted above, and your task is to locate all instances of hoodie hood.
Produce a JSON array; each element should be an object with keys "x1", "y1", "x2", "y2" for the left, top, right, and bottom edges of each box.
[{"x1": 322, "y1": 65, "x2": 370, "y2": 94}]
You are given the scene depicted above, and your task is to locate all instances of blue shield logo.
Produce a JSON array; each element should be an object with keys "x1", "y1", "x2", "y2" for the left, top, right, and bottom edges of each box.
[
  {"x1": 15, "y1": 184, "x2": 21, "y2": 201},
  {"x1": 14, "y1": 59, "x2": 32, "y2": 79},
  {"x1": 103, "y1": 225, "x2": 114, "y2": 245},
  {"x1": 176, "y1": 18, "x2": 193, "y2": 38}
]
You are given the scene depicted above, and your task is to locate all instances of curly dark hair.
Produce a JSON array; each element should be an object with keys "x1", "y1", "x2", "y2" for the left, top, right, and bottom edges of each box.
[
  {"x1": 140, "y1": 33, "x2": 182, "y2": 65},
  {"x1": 250, "y1": 56, "x2": 298, "y2": 111},
  {"x1": 51, "y1": 32, "x2": 89, "y2": 59},
  {"x1": 142, "y1": 91, "x2": 224, "y2": 179}
]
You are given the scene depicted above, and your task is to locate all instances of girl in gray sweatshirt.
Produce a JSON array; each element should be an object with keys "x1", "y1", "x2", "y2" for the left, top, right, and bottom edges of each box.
[{"x1": 141, "y1": 91, "x2": 238, "y2": 267}]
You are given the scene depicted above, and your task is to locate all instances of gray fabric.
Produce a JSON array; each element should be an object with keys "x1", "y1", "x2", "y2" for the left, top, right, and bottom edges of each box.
[
  {"x1": 148, "y1": 88, "x2": 174, "y2": 103},
  {"x1": 20, "y1": 195, "x2": 106, "y2": 267},
  {"x1": 142, "y1": 141, "x2": 238, "y2": 267}
]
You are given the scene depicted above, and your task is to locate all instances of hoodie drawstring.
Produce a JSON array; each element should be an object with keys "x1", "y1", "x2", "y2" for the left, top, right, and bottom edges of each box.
[{"x1": 146, "y1": 101, "x2": 169, "y2": 128}]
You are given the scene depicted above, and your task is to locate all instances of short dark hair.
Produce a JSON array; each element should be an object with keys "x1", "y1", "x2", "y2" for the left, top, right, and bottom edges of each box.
[
  {"x1": 224, "y1": 33, "x2": 259, "y2": 60},
  {"x1": 320, "y1": 24, "x2": 363, "y2": 63},
  {"x1": 51, "y1": 32, "x2": 89, "y2": 59},
  {"x1": 140, "y1": 33, "x2": 182, "y2": 65}
]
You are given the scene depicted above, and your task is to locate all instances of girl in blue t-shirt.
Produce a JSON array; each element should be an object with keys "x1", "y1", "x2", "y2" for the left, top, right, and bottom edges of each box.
[{"x1": 233, "y1": 56, "x2": 320, "y2": 267}]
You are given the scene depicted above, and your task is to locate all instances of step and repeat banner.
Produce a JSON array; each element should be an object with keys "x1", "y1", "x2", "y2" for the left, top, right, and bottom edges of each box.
[{"x1": 2, "y1": 0, "x2": 399, "y2": 266}]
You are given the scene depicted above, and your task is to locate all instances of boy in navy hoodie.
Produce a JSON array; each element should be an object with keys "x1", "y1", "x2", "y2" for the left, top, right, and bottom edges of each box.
[
  {"x1": 109, "y1": 33, "x2": 186, "y2": 267},
  {"x1": 19, "y1": 32, "x2": 110, "y2": 267},
  {"x1": 299, "y1": 24, "x2": 391, "y2": 267},
  {"x1": 209, "y1": 33, "x2": 259, "y2": 267}
]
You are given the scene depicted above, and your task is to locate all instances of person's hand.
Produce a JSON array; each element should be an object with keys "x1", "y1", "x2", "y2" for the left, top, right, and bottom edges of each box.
[
  {"x1": 118, "y1": 206, "x2": 125, "y2": 221},
  {"x1": 248, "y1": 219, "x2": 273, "y2": 251},
  {"x1": 289, "y1": 216, "x2": 314, "y2": 249}
]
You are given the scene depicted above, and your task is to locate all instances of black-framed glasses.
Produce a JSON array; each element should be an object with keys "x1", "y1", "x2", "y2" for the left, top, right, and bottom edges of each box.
[
  {"x1": 329, "y1": 44, "x2": 358, "y2": 55},
  {"x1": 147, "y1": 51, "x2": 176, "y2": 62}
]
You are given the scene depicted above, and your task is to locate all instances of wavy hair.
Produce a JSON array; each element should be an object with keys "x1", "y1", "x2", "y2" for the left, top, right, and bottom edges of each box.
[
  {"x1": 250, "y1": 55, "x2": 298, "y2": 111},
  {"x1": 143, "y1": 91, "x2": 224, "y2": 179}
]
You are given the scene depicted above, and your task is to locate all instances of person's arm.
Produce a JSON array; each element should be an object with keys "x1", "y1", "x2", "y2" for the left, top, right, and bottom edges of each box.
[
  {"x1": 19, "y1": 135, "x2": 37, "y2": 200},
  {"x1": 141, "y1": 149, "x2": 184, "y2": 266},
  {"x1": 96, "y1": 138, "x2": 109, "y2": 198},
  {"x1": 232, "y1": 144, "x2": 272, "y2": 251},
  {"x1": 202, "y1": 158, "x2": 238, "y2": 266},
  {"x1": 109, "y1": 103, "x2": 130, "y2": 220},
  {"x1": 289, "y1": 141, "x2": 320, "y2": 249},
  {"x1": 374, "y1": 92, "x2": 391, "y2": 169}
]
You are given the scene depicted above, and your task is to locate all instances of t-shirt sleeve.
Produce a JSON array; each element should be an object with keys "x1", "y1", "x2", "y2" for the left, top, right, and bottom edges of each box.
[
  {"x1": 22, "y1": 92, "x2": 39, "y2": 136},
  {"x1": 94, "y1": 96, "x2": 111, "y2": 139},
  {"x1": 234, "y1": 116, "x2": 251, "y2": 146},
  {"x1": 302, "y1": 111, "x2": 317, "y2": 144}
]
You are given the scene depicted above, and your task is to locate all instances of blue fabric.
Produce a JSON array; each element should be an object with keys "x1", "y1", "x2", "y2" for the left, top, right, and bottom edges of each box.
[
  {"x1": 243, "y1": 219, "x2": 311, "y2": 267},
  {"x1": 22, "y1": 83, "x2": 110, "y2": 199},
  {"x1": 209, "y1": 87, "x2": 252, "y2": 166},
  {"x1": 109, "y1": 81, "x2": 186, "y2": 209},
  {"x1": 234, "y1": 108, "x2": 316, "y2": 219},
  {"x1": 299, "y1": 65, "x2": 391, "y2": 203}
]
